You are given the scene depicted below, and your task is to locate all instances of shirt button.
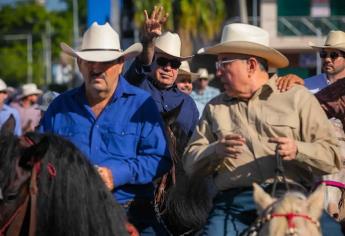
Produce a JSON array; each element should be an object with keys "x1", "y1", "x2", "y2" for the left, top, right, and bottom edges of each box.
[
  {"x1": 121, "y1": 131, "x2": 125, "y2": 135},
  {"x1": 95, "y1": 125, "x2": 99, "y2": 128}
]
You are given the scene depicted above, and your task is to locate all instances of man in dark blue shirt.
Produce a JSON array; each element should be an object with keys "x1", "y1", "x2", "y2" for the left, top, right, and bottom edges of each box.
[
  {"x1": 39, "y1": 22, "x2": 171, "y2": 236},
  {"x1": 125, "y1": 7, "x2": 199, "y2": 138}
]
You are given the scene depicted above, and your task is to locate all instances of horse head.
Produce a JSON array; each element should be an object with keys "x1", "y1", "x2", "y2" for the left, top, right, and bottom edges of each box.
[
  {"x1": 0, "y1": 133, "x2": 130, "y2": 236},
  {"x1": 251, "y1": 183, "x2": 324, "y2": 236}
]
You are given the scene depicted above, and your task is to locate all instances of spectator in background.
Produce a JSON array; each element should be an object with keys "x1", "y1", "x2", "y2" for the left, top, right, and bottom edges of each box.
[
  {"x1": 0, "y1": 78, "x2": 21, "y2": 135},
  {"x1": 191, "y1": 68, "x2": 220, "y2": 106},
  {"x1": 176, "y1": 61, "x2": 204, "y2": 117},
  {"x1": 304, "y1": 30, "x2": 345, "y2": 93},
  {"x1": 36, "y1": 91, "x2": 60, "y2": 117},
  {"x1": 11, "y1": 83, "x2": 42, "y2": 133}
]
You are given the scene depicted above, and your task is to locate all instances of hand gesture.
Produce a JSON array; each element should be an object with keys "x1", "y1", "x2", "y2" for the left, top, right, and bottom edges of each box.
[
  {"x1": 215, "y1": 134, "x2": 246, "y2": 159},
  {"x1": 96, "y1": 166, "x2": 114, "y2": 191},
  {"x1": 276, "y1": 74, "x2": 304, "y2": 92},
  {"x1": 142, "y1": 5, "x2": 169, "y2": 42},
  {"x1": 269, "y1": 137, "x2": 297, "y2": 160}
]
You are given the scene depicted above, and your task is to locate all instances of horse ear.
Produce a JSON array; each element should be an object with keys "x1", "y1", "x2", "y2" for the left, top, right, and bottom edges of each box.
[
  {"x1": 306, "y1": 184, "x2": 325, "y2": 220},
  {"x1": 253, "y1": 183, "x2": 274, "y2": 212},
  {"x1": 0, "y1": 114, "x2": 16, "y2": 135}
]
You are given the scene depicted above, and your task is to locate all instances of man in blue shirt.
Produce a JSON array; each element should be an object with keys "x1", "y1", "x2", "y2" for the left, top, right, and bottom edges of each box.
[
  {"x1": 0, "y1": 79, "x2": 21, "y2": 135},
  {"x1": 125, "y1": 7, "x2": 199, "y2": 138},
  {"x1": 39, "y1": 22, "x2": 171, "y2": 236}
]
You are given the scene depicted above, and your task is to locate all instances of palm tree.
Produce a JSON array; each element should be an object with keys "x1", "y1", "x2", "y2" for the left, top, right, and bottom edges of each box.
[{"x1": 133, "y1": 0, "x2": 225, "y2": 56}]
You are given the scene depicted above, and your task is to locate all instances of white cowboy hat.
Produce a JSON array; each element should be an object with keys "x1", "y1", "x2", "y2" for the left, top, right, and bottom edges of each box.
[
  {"x1": 197, "y1": 68, "x2": 214, "y2": 80},
  {"x1": 0, "y1": 79, "x2": 7, "y2": 92},
  {"x1": 178, "y1": 61, "x2": 198, "y2": 80},
  {"x1": 17, "y1": 83, "x2": 42, "y2": 100},
  {"x1": 60, "y1": 22, "x2": 143, "y2": 62},
  {"x1": 309, "y1": 30, "x2": 345, "y2": 52},
  {"x1": 198, "y1": 23, "x2": 289, "y2": 68},
  {"x1": 154, "y1": 32, "x2": 193, "y2": 60}
]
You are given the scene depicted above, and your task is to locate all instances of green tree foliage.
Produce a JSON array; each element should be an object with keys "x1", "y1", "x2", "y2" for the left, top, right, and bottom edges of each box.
[
  {"x1": 0, "y1": 2, "x2": 73, "y2": 86},
  {"x1": 133, "y1": 0, "x2": 225, "y2": 55}
]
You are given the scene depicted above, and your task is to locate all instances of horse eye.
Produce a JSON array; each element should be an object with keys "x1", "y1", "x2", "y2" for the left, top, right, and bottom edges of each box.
[{"x1": 5, "y1": 193, "x2": 17, "y2": 201}]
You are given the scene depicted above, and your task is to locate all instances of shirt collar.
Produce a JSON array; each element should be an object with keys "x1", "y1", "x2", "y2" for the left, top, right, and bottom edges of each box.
[
  {"x1": 222, "y1": 74, "x2": 277, "y2": 103},
  {"x1": 75, "y1": 75, "x2": 135, "y2": 105}
]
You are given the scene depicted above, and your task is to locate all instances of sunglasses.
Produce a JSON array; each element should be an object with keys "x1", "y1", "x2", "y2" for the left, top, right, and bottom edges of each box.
[
  {"x1": 319, "y1": 51, "x2": 344, "y2": 60},
  {"x1": 156, "y1": 57, "x2": 181, "y2": 69}
]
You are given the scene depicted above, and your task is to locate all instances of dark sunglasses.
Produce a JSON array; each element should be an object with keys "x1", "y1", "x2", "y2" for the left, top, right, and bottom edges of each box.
[
  {"x1": 319, "y1": 51, "x2": 344, "y2": 60},
  {"x1": 156, "y1": 57, "x2": 181, "y2": 69}
]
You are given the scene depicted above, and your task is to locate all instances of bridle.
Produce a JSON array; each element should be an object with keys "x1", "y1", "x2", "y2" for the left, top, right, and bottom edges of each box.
[
  {"x1": 245, "y1": 200, "x2": 320, "y2": 236},
  {"x1": 317, "y1": 180, "x2": 345, "y2": 208}
]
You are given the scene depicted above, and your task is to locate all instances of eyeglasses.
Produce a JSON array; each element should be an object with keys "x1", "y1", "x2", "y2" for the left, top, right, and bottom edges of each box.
[
  {"x1": 215, "y1": 59, "x2": 240, "y2": 70},
  {"x1": 156, "y1": 57, "x2": 181, "y2": 69},
  {"x1": 319, "y1": 51, "x2": 344, "y2": 60}
]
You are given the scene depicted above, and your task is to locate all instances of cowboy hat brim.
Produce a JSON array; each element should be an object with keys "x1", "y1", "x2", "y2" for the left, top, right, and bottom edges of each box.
[
  {"x1": 155, "y1": 46, "x2": 193, "y2": 61},
  {"x1": 308, "y1": 42, "x2": 345, "y2": 52},
  {"x1": 60, "y1": 42, "x2": 143, "y2": 62},
  {"x1": 198, "y1": 41, "x2": 289, "y2": 68},
  {"x1": 178, "y1": 69, "x2": 199, "y2": 80}
]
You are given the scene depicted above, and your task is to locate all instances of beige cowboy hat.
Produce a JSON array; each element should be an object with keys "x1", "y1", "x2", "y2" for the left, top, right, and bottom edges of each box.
[
  {"x1": 178, "y1": 61, "x2": 198, "y2": 80},
  {"x1": 60, "y1": 22, "x2": 143, "y2": 62},
  {"x1": 17, "y1": 83, "x2": 42, "y2": 100},
  {"x1": 309, "y1": 30, "x2": 345, "y2": 52},
  {"x1": 0, "y1": 79, "x2": 7, "y2": 92},
  {"x1": 197, "y1": 68, "x2": 215, "y2": 80},
  {"x1": 198, "y1": 23, "x2": 289, "y2": 68},
  {"x1": 154, "y1": 32, "x2": 193, "y2": 60}
]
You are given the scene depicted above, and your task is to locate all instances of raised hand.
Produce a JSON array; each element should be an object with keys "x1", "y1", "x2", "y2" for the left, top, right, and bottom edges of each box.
[{"x1": 142, "y1": 5, "x2": 169, "y2": 42}]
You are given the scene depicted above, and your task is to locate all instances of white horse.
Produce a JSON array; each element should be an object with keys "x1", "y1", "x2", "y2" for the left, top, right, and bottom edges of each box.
[{"x1": 251, "y1": 183, "x2": 324, "y2": 236}]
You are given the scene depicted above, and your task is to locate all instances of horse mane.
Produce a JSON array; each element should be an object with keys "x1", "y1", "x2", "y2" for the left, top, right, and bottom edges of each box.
[
  {"x1": 3, "y1": 133, "x2": 129, "y2": 236},
  {"x1": 0, "y1": 134, "x2": 20, "y2": 192}
]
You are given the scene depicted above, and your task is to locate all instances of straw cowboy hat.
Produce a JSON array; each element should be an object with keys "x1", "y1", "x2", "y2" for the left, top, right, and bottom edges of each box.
[
  {"x1": 309, "y1": 30, "x2": 345, "y2": 52},
  {"x1": 198, "y1": 23, "x2": 289, "y2": 68},
  {"x1": 154, "y1": 32, "x2": 193, "y2": 60},
  {"x1": 197, "y1": 68, "x2": 215, "y2": 80},
  {"x1": 178, "y1": 61, "x2": 198, "y2": 80},
  {"x1": 0, "y1": 79, "x2": 7, "y2": 92},
  {"x1": 60, "y1": 22, "x2": 143, "y2": 62},
  {"x1": 17, "y1": 83, "x2": 42, "y2": 100}
]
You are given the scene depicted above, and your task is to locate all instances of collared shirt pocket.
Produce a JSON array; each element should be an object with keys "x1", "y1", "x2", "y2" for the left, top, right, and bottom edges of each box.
[
  {"x1": 265, "y1": 115, "x2": 299, "y2": 138},
  {"x1": 104, "y1": 124, "x2": 139, "y2": 157},
  {"x1": 56, "y1": 126, "x2": 88, "y2": 147}
]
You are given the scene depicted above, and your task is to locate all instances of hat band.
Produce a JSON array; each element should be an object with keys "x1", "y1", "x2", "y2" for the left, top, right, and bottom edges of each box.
[{"x1": 80, "y1": 48, "x2": 122, "y2": 52}]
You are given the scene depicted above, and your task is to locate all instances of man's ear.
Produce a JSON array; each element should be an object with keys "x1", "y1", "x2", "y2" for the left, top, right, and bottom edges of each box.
[{"x1": 247, "y1": 57, "x2": 257, "y2": 76}]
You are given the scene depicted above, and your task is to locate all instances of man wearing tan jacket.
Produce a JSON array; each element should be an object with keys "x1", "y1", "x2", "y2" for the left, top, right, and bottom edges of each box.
[{"x1": 183, "y1": 23, "x2": 342, "y2": 236}]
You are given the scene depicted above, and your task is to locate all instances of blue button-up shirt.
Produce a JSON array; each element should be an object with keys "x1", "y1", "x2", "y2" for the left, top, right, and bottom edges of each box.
[
  {"x1": 39, "y1": 76, "x2": 171, "y2": 204},
  {"x1": 125, "y1": 59, "x2": 199, "y2": 137},
  {"x1": 0, "y1": 104, "x2": 21, "y2": 135}
]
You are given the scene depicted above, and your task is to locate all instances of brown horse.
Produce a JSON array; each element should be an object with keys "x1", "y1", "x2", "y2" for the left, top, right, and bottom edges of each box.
[
  {"x1": 249, "y1": 183, "x2": 325, "y2": 236},
  {"x1": 0, "y1": 132, "x2": 132, "y2": 236}
]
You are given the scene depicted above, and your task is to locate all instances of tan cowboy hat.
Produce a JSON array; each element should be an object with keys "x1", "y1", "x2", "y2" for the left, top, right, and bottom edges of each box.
[
  {"x1": 60, "y1": 22, "x2": 142, "y2": 62},
  {"x1": 0, "y1": 79, "x2": 7, "y2": 92},
  {"x1": 309, "y1": 30, "x2": 345, "y2": 52},
  {"x1": 17, "y1": 83, "x2": 42, "y2": 100},
  {"x1": 154, "y1": 32, "x2": 193, "y2": 60},
  {"x1": 178, "y1": 61, "x2": 198, "y2": 80},
  {"x1": 197, "y1": 68, "x2": 214, "y2": 80},
  {"x1": 198, "y1": 23, "x2": 289, "y2": 68}
]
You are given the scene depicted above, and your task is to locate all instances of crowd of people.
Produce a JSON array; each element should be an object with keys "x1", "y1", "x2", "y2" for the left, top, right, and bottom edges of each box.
[{"x1": 1, "y1": 5, "x2": 345, "y2": 236}]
